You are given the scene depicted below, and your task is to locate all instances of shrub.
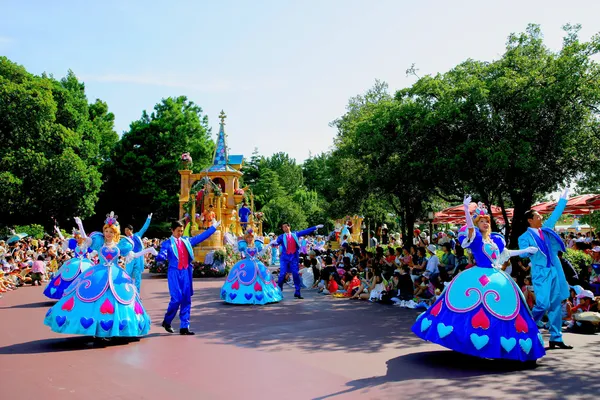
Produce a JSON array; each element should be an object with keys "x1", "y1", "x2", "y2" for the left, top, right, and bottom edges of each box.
[
  {"x1": 563, "y1": 248, "x2": 592, "y2": 272},
  {"x1": 14, "y1": 224, "x2": 45, "y2": 239}
]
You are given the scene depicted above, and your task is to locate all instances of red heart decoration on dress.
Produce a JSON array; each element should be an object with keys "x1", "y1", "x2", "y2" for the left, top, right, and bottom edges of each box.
[
  {"x1": 471, "y1": 308, "x2": 490, "y2": 330},
  {"x1": 515, "y1": 314, "x2": 529, "y2": 333},
  {"x1": 106, "y1": 253, "x2": 114, "y2": 261},
  {"x1": 254, "y1": 282, "x2": 262, "y2": 292},
  {"x1": 430, "y1": 300, "x2": 443, "y2": 317},
  {"x1": 54, "y1": 277, "x2": 61, "y2": 286},
  {"x1": 100, "y1": 298, "x2": 115, "y2": 314},
  {"x1": 232, "y1": 280, "x2": 240, "y2": 290},
  {"x1": 134, "y1": 301, "x2": 143, "y2": 315},
  {"x1": 61, "y1": 297, "x2": 75, "y2": 312}
]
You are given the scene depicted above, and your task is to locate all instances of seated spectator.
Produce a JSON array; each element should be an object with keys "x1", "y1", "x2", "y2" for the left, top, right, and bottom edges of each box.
[
  {"x1": 31, "y1": 255, "x2": 46, "y2": 286},
  {"x1": 521, "y1": 276, "x2": 535, "y2": 310},
  {"x1": 344, "y1": 268, "x2": 362, "y2": 298}
]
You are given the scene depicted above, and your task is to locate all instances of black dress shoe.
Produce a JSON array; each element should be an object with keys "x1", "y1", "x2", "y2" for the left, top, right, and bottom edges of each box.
[
  {"x1": 180, "y1": 328, "x2": 195, "y2": 335},
  {"x1": 294, "y1": 294, "x2": 304, "y2": 299},
  {"x1": 549, "y1": 341, "x2": 573, "y2": 350},
  {"x1": 161, "y1": 321, "x2": 174, "y2": 333}
]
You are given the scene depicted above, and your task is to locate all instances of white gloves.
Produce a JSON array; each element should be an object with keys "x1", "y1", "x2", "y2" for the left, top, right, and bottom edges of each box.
[
  {"x1": 74, "y1": 217, "x2": 82, "y2": 225},
  {"x1": 212, "y1": 220, "x2": 221, "y2": 228},
  {"x1": 148, "y1": 213, "x2": 153, "y2": 219},
  {"x1": 560, "y1": 188, "x2": 570, "y2": 200},
  {"x1": 463, "y1": 195, "x2": 472, "y2": 207},
  {"x1": 463, "y1": 195, "x2": 474, "y2": 229},
  {"x1": 526, "y1": 246, "x2": 539, "y2": 254},
  {"x1": 316, "y1": 224, "x2": 324, "y2": 229}
]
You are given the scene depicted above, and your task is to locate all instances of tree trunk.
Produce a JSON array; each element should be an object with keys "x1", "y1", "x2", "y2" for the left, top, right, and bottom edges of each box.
[{"x1": 509, "y1": 191, "x2": 534, "y2": 248}]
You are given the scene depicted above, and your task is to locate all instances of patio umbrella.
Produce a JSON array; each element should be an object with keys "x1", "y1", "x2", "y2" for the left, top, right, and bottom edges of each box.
[
  {"x1": 531, "y1": 201, "x2": 555, "y2": 215},
  {"x1": 7, "y1": 233, "x2": 28, "y2": 244}
]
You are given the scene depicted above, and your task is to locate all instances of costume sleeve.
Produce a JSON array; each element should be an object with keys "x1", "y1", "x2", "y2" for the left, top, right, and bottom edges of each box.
[
  {"x1": 117, "y1": 237, "x2": 134, "y2": 257},
  {"x1": 458, "y1": 225, "x2": 479, "y2": 249},
  {"x1": 295, "y1": 226, "x2": 318, "y2": 237},
  {"x1": 544, "y1": 197, "x2": 567, "y2": 229},
  {"x1": 237, "y1": 239, "x2": 248, "y2": 254},
  {"x1": 156, "y1": 240, "x2": 170, "y2": 263},
  {"x1": 89, "y1": 232, "x2": 104, "y2": 252},
  {"x1": 136, "y1": 216, "x2": 152, "y2": 237},
  {"x1": 518, "y1": 234, "x2": 531, "y2": 259},
  {"x1": 190, "y1": 226, "x2": 217, "y2": 246}
]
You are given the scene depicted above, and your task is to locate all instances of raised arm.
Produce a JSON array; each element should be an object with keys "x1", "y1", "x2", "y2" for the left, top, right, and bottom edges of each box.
[
  {"x1": 136, "y1": 213, "x2": 152, "y2": 237},
  {"x1": 295, "y1": 224, "x2": 324, "y2": 238},
  {"x1": 189, "y1": 220, "x2": 220, "y2": 246},
  {"x1": 463, "y1": 195, "x2": 475, "y2": 241},
  {"x1": 125, "y1": 247, "x2": 158, "y2": 264},
  {"x1": 73, "y1": 217, "x2": 87, "y2": 238},
  {"x1": 54, "y1": 226, "x2": 65, "y2": 241},
  {"x1": 544, "y1": 189, "x2": 569, "y2": 229}
]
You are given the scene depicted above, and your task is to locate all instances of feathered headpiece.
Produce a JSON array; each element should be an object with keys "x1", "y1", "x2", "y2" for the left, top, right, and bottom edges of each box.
[
  {"x1": 472, "y1": 202, "x2": 490, "y2": 223},
  {"x1": 72, "y1": 228, "x2": 81, "y2": 236},
  {"x1": 104, "y1": 211, "x2": 119, "y2": 227}
]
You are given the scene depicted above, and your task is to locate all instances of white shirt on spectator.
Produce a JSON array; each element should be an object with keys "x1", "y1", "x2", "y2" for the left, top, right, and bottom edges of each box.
[{"x1": 425, "y1": 255, "x2": 439, "y2": 277}]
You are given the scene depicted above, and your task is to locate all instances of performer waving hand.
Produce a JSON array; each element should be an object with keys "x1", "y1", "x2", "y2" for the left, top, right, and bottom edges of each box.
[
  {"x1": 412, "y1": 196, "x2": 545, "y2": 362},
  {"x1": 271, "y1": 222, "x2": 323, "y2": 299}
]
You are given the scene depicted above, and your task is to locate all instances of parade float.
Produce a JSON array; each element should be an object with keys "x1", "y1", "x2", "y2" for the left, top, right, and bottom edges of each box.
[{"x1": 177, "y1": 111, "x2": 264, "y2": 263}]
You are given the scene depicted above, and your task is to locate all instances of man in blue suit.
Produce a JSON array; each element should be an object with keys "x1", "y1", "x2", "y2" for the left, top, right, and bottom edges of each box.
[
  {"x1": 271, "y1": 222, "x2": 323, "y2": 299},
  {"x1": 519, "y1": 188, "x2": 572, "y2": 350},
  {"x1": 124, "y1": 213, "x2": 153, "y2": 295},
  {"x1": 156, "y1": 219, "x2": 219, "y2": 335}
]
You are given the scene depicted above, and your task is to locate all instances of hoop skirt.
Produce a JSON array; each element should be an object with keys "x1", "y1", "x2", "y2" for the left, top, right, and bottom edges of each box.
[
  {"x1": 221, "y1": 245, "x2": 282, "y2": 305},
  {"x1": 411, "y1": 228, "x2": 546, "y2": 361},
  {"x1": 44, "y1": 233, "x2": 151, "y2": 338},
  {"x1": 44, "y1": 254, "x2": 94, "y2": 300}
]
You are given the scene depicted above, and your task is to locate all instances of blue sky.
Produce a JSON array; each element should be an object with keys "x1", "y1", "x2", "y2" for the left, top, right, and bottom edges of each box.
[{"x1": 2, "y1": 0, "x2": 600, "y2": 163}]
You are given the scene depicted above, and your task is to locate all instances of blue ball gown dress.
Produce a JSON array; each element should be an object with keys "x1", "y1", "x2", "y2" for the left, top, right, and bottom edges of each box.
[
  {"x1": 412, "y1": 227, "x2": 546, "y2": 361},
  {"x1": 221, "y1": 239, "x2": 283, "y2": 305},
  {"x1": 43, "y1": 232, "x2": 151, "y2": 338},
  {"x1": 43, "y1": 238, "x2": 95, "y2": 300}
]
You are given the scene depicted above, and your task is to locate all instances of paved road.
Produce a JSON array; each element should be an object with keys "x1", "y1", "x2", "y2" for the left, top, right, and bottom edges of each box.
[{"x1": 1, "y1": 274, "x2": 598, "y2": 400}]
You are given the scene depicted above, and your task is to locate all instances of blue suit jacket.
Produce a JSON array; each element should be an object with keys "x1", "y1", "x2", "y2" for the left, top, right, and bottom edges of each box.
[
  {"x1": 518, "y1": 198, "x2": 569, "y2": 300},
  {"x1": 156, "y1": 226, "x2": 216, "y2": 295},
  {"x1": 274, "y1": 226, "x2": 318, "y2": 257}
]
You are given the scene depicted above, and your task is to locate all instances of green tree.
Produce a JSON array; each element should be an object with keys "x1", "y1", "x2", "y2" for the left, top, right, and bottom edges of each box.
[
  {"x1": 0, "y1": 58, "x2": 105, "y2": 227},
  {"x1": 261, "y1": 152, "x2": 304, "y2": 195},
  {"x1": 408, "y1": 24, "x2": 600, "y2": 245},
  {"x1": 96, "y1": 96, "x2": 214, "y2": 226}
]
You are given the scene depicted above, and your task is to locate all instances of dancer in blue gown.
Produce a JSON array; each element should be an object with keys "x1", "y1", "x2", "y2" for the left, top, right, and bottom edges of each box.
[
  {"x1": 221, "y1": 229, "x2": 282, "y2": 305},
  {"x1": 44, "y1": 213, "x2": 157, "y2": 339},
  {"x1": 43, "y1": 225, "x2": 95, "y2": 300},
  {"x1": 412, "y1": 196, "x2": 545, "y2": 362}
]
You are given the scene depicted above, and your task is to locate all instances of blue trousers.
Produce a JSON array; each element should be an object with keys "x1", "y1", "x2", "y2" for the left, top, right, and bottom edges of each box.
[
  {"x1": 164, "y1": 268, "x2": 192, "y2": 329},
  {"x1": 126, "y1": 259, "x2": 144, "y2": 296},
  {"x1": 277, "y1": 254, "x2": 301, "y2": 296},
  {"x1": 531, "y1": 267, "x2": 563, "y2": 342}
]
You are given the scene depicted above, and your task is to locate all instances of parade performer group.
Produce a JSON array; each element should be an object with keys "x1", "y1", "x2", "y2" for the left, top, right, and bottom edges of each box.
[
  {"x1": 412, "y1": 196, "x2": 546, "y2": 362},
  {"x1": 271, "y1": 222, "x2": 323, "y2": 299},
  {"x1": 44, "y1": 213, "x2": 156, "y2": 339},
  {"x1": 221, "y1": 229, "x2": 282, "y2": 305},
  {"x1": 156, "y1": 219, "x2": 219, "y2": 335}
]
